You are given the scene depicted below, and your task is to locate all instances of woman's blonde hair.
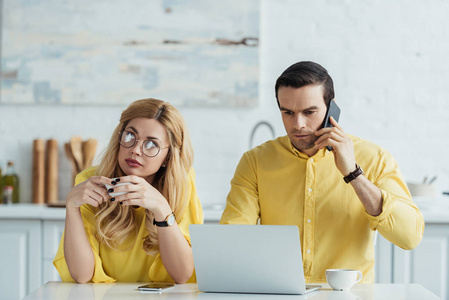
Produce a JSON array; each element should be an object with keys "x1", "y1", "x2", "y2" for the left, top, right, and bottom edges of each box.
[{"x1": 94, "y1": 98, "x2": 193, "y2": 255}]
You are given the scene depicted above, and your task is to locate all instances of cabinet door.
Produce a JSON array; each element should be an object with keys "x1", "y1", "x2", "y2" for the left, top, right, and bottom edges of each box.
[
  {"x1": 43, "y1": 220, "x2": 65, "y2": 282},
  {"x1": 0, "y1": 220, "x2": 42, "y2": 300},
  {"x1": 375, "y1": 232, "x2": 394, "y2": 283},
  {"x1": 393, "y1": 224, "x2": 449, "y2": 299}
]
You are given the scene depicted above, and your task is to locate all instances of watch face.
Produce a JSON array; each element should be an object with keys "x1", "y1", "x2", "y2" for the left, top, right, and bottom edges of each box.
[{"x1": 167, "y1": 214, "x2": 176, "y2": 226}]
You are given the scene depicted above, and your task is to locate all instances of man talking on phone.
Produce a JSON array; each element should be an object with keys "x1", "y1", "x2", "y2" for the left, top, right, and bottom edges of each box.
[{"x1": 220, "y1": 61, "x2": 424, "y2": 283}]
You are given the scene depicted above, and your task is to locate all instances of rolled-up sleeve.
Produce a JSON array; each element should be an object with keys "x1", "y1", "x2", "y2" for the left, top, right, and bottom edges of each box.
[{"x1": 365, "y1": 150, "x2": 424, "y2": 250}]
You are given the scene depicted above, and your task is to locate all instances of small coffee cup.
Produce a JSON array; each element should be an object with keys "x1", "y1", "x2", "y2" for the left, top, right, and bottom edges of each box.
[
  {"x1": 104, "y1": 182, "x2": 132, "y2": 197},
  {"x1": 325, "y1": 269, "x2": 363, "y2": 291}
]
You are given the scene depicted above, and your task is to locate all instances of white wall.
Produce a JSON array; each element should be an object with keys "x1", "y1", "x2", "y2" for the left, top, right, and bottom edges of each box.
[{"x1": 1, "y1": 0, "x2": 449, "y2": 206}]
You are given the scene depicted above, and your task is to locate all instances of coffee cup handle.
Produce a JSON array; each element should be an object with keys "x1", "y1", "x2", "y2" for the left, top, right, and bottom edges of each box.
[{"x1": 355, "y1": 271, "x2": 363, "y2": 284}]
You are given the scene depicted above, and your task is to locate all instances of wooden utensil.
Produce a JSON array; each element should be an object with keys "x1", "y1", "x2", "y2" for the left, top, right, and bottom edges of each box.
[
  {"x1": 32, "y1": 139, "x2": 45, "y2": 204},
  {"x1": 70, "y1": 136, "x2": 83, "y2": 173},
  {"x1": 64, "y1": 142, "x2": 78, "y2": 186},
  {"x1": 82, "y1": 139, "x2": 98, "y2": 169},
  {"x1": 45, "y1": 139, "x2": 58, "y2": 204}
]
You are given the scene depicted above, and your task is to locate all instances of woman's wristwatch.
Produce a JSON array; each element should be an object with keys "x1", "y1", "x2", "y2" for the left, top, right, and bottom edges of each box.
[
  {"x1": 153, "y1": 212, "x2": 176, "y2": 227},
  {"x1": 343, "y1": 164, "x2": 364, "y2": 183}
]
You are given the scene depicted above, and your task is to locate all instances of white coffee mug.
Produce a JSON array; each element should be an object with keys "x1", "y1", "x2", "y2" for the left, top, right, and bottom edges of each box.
[
  {"x1": 325, "y1": 269, "x2": 363, "y2": 291},
  {"x1": 104, "y1": 182, "x2": 132, "y2": 197}
]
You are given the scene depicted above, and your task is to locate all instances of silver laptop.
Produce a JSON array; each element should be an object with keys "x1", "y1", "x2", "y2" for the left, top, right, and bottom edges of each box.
[{"x1": 189, "y1": 224, "x2": 321, "y2": 295}]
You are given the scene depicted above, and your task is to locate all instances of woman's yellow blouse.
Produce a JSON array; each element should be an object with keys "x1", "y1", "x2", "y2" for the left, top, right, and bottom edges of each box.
[{"x1": 53, "y1": 167, "x2": 203, "y2": 283}]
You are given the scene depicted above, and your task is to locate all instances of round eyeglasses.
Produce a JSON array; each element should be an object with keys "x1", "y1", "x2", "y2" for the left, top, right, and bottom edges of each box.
[{"x1": 119, "y1": 130, "x2": 169, "y2": 158}]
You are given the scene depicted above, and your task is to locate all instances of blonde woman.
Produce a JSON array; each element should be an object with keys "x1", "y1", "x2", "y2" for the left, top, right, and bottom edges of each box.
[{"x1": 53, "y1": 98, "x2": 203, "y2": 284}]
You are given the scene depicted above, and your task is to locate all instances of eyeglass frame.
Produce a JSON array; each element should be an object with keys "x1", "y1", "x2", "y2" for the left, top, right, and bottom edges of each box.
[{"x1": 118, "y1": 130, "x2": 170, "y2": 158}]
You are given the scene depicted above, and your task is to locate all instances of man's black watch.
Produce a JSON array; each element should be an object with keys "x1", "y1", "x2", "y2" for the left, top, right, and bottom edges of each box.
[
  {"x1": 153, "y1": 212, "x2": 176, "y2": 227},
  {"x1": 343, "y1": 164, "x2": 364, "y2": 183}
]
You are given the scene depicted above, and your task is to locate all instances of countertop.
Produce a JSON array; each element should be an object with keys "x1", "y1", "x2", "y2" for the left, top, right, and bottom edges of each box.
[
  {"x1": 0, "y1": 203, "x2": 225, "y2": 222},
  {"x1": 413, "y1": 196, "x2": 449, "y2": 223},
  {"x1": 0, "y1": 196, "x2": 448, "y2": 223}
]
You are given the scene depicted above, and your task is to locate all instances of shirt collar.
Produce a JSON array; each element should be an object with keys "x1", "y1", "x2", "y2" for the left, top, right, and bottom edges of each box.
[{"x1": 288, "y1": 138, "x2": 330, "y2": 160}]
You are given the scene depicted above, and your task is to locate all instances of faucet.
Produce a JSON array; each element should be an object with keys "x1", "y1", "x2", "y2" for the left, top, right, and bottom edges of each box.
[{"x1": 249, "y1": 121, "x2": 275, "y2": 149}]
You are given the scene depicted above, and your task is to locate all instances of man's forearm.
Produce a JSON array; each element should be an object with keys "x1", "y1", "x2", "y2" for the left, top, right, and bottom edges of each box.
[{"x1": 350, "y1": 175, "x2": 383, "y2": 216}]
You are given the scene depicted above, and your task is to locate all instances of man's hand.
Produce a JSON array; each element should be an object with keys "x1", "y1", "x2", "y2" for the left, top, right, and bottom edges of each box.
[
  {"x1": 315, "y1": 117, "x2": 383, "y2": 216},
  {"x1": 314, "y1": 116, "x2": 356, "y2": 176}
]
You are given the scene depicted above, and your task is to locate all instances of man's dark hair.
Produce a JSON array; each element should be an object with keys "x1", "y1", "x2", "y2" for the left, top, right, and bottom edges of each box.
[{"x1": 274, "y1": 61, "x2": 335, "y2": 108}]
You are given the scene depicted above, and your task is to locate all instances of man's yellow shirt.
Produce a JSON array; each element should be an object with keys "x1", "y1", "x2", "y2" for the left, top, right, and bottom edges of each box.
[{"x1": 220, "y1": 135, "x2": 424, "y2": 283}]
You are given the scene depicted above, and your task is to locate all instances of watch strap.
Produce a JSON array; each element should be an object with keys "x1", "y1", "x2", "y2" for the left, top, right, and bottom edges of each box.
[
  {"x1": 153, "y1": 212, "x2": 175, "y2": 227},
  {"x1": 344, "y1": 164, "x2": 364, "y2": 183}
]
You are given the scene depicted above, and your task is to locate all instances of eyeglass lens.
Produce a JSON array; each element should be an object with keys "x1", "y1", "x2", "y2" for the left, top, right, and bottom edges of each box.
[{"x1": 120, "y1": 131, "x2": 161, "y2": 157}]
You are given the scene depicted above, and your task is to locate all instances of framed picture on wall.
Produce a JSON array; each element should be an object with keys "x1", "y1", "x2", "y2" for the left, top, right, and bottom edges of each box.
[{"x1": 0, "y1": 0, "x2": 259, "y2": 107}]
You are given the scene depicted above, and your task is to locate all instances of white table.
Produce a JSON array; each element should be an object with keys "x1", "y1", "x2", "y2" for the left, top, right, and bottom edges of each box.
[{"x1": 23, "y1": 281, "x2": 440, "y2": 300}]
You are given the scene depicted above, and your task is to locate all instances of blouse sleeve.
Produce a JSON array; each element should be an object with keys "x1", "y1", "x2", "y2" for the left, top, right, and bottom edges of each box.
[
  {"x1": 53, "y1": 167, "x2": 116, "y2": 283},
  {"x1": 148, "y1": 168, "x2": 204, "y2": 283}
]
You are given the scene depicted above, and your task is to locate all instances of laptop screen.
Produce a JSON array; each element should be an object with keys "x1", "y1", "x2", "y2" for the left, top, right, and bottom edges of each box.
[{"x1": 190, "y1": 224, "x2": 313, "y2": 295}]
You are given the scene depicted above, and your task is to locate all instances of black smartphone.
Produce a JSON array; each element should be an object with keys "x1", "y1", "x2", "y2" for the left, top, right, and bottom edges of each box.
[
  {"x1": 322, "y1": 100, "x2": 341, "y2": 151},
  {"x1": 137, "y1": 283, "x2": 175, "y2": 292}
]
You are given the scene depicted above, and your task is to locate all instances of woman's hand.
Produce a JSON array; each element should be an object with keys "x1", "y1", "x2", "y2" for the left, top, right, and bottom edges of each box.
[
  {"x1": 65, "y1": 176, "x2": 112, "y2": 209},
  {"x1": 111, "y1": 176, "x2": 194, "y2": 283},
  {"x1": 108, "y1": 176, "x2": 172, "y2": 219}
]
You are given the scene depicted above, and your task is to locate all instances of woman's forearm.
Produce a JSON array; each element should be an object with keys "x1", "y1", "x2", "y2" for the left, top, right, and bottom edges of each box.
[
  {"x1": 63, "y1": 207, "x2": 95, "y2": 283},
  {"x1": 157, "y1": 224, "x2": 194, "y2": 283}
]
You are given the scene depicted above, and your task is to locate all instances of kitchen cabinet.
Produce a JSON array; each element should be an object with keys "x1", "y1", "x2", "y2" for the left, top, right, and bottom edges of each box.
[
  {"x1": 0, "y1": 220, "x2": 42, "y2": 300},
  {"x1": 391, "y1": 223, "x2": 449, "y2": 299},
  {"x1": 375, "y1": 224, "x2": 449, "y2": 299},
  {"x1": 42, "y1": 220, "x2": 65, "y2": 283},
  {"x1": 374, "y1": 197, "x2": 449, "y2": 300},
  {"x1": 0, "y1": 205, "x2": 65, "y2": 300},
  {"x1": 393, "y1": 223, "x2": 449, "y2": 299}
]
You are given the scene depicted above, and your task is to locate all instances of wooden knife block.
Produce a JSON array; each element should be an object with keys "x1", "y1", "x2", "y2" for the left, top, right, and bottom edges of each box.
[
  {"x1": 46, "y1": 139, "x2": 59, "y2": 204},
  {"x1": 32, "y1": 139, "x2": 45, "y2": 204},
  {"x1": 32, "y1": 139, "x2": 59, "y2": 204}
]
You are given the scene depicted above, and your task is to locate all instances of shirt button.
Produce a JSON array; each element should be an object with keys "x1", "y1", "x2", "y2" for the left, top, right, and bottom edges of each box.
[
  {"x1": 310, "y1": 158, "x2": 314, "y2": 162},
  {"x1": 307, "y1": 250, "x2": 311, "y2": 254},
  {"x1": 308, "y1": 188, "x2": 312, "y2": 192},
  {"x1": 307, "y1": 219, "x2": 311, "y2": 223}
]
